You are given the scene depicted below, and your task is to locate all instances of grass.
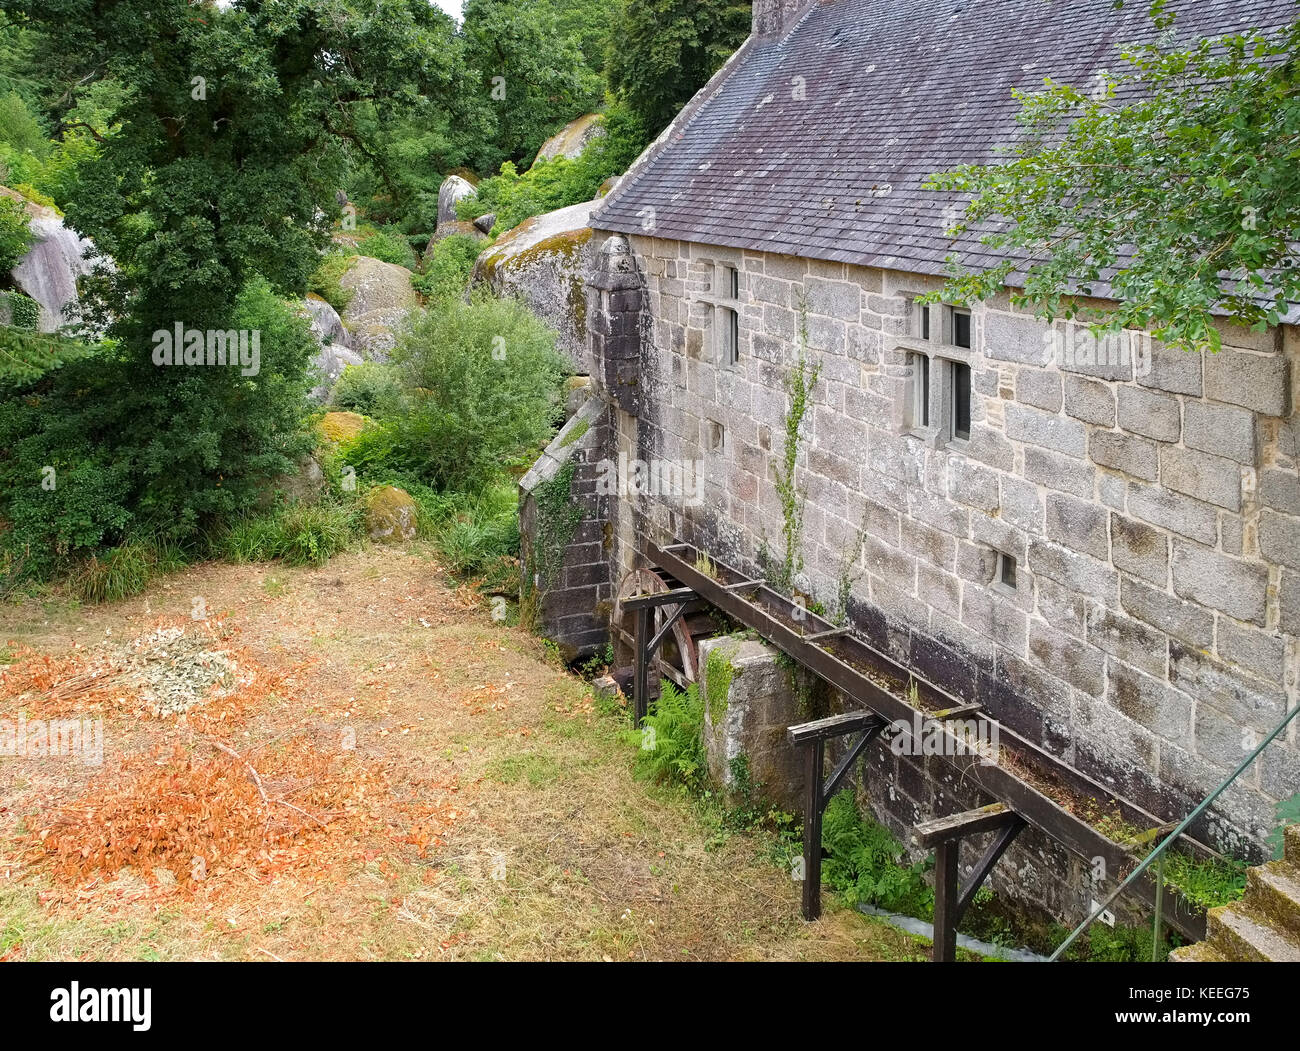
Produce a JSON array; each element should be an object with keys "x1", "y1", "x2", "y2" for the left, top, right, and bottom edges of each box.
[
  {"x1": 222, "y1": 502, "x2": 360, "y2": 567},
  {"x1": 1158, "y1": 850, "x2": 1248, "y2": 910},
  {"x1": 0, "y1": 547, "x2": 925, "y2": 962},
  {"x1": 67, "y1": 538, "x2": 188, "y2": 604}
]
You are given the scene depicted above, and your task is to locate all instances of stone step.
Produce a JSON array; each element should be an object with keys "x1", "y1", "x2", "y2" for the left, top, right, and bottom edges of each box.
[
  {"x1": 1286, "y1": 825, "x2": 1300, "y2": 869},
  {"x1": 1247, "y1": 862, "x2": 1300, "y2": 939},
  {"x1": 1168, "y1": 941, "x2": 1229, "y2": 963},
  {"x1": 1207, "y1": 902, "x2": 1300, "y2": 962}
]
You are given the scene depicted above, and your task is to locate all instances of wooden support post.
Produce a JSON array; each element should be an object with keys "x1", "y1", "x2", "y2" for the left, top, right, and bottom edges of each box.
[
  {"x1": 801, "y1": 738, "x2": 825, "y2": 921},
  {"x1": 933, "y1": 839, "x2": 960, "y2": 962},
  {"x1": 915, "y1": 803, "x2": 1025, "y2": 963},
  {"x1": 632, "y1": 605, "x2": 650, "y2": 726}
]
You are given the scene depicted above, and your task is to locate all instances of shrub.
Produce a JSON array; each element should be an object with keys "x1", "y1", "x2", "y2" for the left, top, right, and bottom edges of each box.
[
  {"x1": 434, "y1": 485, "x2": 520, "y2": 574},
  {"x1": 330, "y1": 362, "x2": 406, "y2": 419},
  {"x1": 356, "y1": 229, "x2": 419, "y2": 270},
  {"x1": 67, "y1": 538, "x2": 187, "y2": 604},
  {"x1": 346, "y1": 296, "x2": 565, "y2": 493},
  {"x1": 308, "y1": 251, "x2": 355, "y2": 314},
  {"x1": 2, "y1": 290, "x2": 40, "y2": 329},
  {"x1": 413, "y1": 233, "x2": 481, "y2": 305},
  {"x1": 0, "y1": 192, "x2": 33, "y2": 273},
  {"x1": 0, "y1": 278, "x2": 317, "y2": 577},
  {"x1": 457, "y1": 102, "x2": 649, "y2": 235}
]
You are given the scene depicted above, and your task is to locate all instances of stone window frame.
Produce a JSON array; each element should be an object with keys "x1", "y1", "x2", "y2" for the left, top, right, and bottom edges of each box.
[
  {"x1": 896, "y1": 297, "x2": 978, "y2": 450},
  {"x1": 696, "y1": 256, "x2": 744, "y2": 368}
]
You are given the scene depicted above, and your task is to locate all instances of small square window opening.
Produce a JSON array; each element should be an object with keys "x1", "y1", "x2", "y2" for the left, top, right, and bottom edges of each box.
[{"x1": 998, "y1": 552, "x2": 1018, "y2": 590}]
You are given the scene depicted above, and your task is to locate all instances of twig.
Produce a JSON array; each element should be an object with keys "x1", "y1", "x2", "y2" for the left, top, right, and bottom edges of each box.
[{"x1": 208, "y1": 739, "x2": 329, "y2": 833}]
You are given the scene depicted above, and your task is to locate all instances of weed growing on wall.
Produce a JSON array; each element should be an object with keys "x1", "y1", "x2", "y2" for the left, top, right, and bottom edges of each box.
[{"x1": 771, "y1": 311, "x2": 821, "y2": 592}]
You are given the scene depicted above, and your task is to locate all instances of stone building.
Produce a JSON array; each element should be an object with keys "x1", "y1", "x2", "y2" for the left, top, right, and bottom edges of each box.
[{"x1": 521, "y1": 0, "x2": 1299, "y2": 920}]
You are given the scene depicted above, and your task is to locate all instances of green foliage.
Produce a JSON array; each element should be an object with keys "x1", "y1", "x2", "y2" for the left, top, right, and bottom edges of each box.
[
  {"x1": 330, "y1": 362, "x2": 407, "y2": 419},
  {"x1": 0, "y1": 89, "x2": 43, "y2": 152},
  {"x1": 770, "y1": 320, "x2": 820, "y2": 591},
  {"x1": 704, "y1": 643, "x2": 737, "y2": 726},
  {"x1": 347, "y1": 296, "x2": 565, "y2": 493},
  {"x1": 356, "y1": 229, "x2": 419, "y2": 270},
  {"x1": 458, "y1": 102, "x2": 649, "y2": 235},
  {"x1": 308, "y1": 253, "x2": 356, "y2": 316},
  {"x1": 0, "y1": 191, "x2": 33, "y2": 273},
  {"x1": 1268, "y1": 792, "x2": 1300, "y2": 860},
  {"x1": 8, "y1": 0, "x2": 461, "y2": 336},
  {"x1": 1158, "y1": 851, "x2": 1247, "y2": 911},
  {"x1": 222, "y1": 501, "x2": 361, "y2": 568},
  {"x1": 821, "y1": 790, "x2": 936, "y2": 918},
  {"x1": 2, "y1": 289, "x2": 38, "y2": 329},
  {"x1": 0, "y1": 279, "x2": 316, "y2": 577},
  {"x1": 527, "y1": 460, "x2": 582, "y2": 595},
  {"x1": 606, "y1": 0, "x2": 750, "y2": 133},
  {"x1": 635, "y1": 678, "x2": 707, "y2": 793},
  {"x1": 461, "y1": 0, "x2": 605, "y2": 166},
  {"x1": 927, "y1": 13, "x2": 1300, "y2": 351},
  {"x1": 413, "y1": 233, "x2": 481, "y2": 305},
  {"x1": 433, "y1": 485, "x2": 521, "y2": 575}
]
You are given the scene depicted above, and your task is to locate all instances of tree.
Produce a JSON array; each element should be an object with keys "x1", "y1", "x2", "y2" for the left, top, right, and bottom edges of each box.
[
  {"x1": 0, "y1": 0, "x2": 464, "y2": 557},
  {"x1": 461, "y1": 0, "x2": 604, "y2": 167},
  {"x1": 606, "y1": 0, "x2": 751, "y2": 135},
  {"x1": 928, "y1": 4, "x2": 1300, "y2": 351}
]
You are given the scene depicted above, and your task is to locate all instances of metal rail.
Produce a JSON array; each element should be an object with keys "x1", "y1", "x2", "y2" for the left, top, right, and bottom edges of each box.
[{"x1": 1049, "y1": 699, "x2": 1300, "y2": 960}]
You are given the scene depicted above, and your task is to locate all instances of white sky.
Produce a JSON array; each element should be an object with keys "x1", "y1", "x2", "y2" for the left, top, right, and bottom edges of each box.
[{"x1": 430, "y1": 0, "x2": 463, "y2": 20}]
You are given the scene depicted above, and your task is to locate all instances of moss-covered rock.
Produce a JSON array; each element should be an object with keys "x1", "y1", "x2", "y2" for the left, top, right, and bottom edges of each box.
[
  {"x1": 317, "y1": 411, "x2": 366, "y2": 444},
  {"x1": 533, "y1": 113, "x2": 606, "y2": 165},
  {"x1": 364, "y1": 486, "x2": 418, "y2": 543},
  {"x1": 470, "y1": 199, "x2": 598, "y2": 369}
]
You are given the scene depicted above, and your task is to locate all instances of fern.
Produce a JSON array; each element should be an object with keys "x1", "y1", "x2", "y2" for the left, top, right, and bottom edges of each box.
[
  {"x1": 635, "y1": 679, "x2": 707, "y2": 793},
  {"x1": 821, "y1": 790, "x2": 935, "y2": 919}
]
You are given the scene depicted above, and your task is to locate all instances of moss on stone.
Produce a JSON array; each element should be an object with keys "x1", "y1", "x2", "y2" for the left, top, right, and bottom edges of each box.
[
  {"x1": 705, "y1": 642, "x2": 740, "y2": 726},
  {"x1": 317, "y1": 411, "x2": 366, "y2": 444}
]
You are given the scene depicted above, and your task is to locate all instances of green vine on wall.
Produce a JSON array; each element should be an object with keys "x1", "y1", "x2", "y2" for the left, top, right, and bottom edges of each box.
[
  {"x1": 771, "y1": 310, "x2": 821, "y2": 592},
  {"x1": 523, "y1": 460, "x2": 584, "y2": 623}
]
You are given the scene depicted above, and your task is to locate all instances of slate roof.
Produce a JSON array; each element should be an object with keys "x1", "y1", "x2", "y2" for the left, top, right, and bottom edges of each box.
[{"x1": 592, "y1": 0, "x2": 1296, "y2": 278}]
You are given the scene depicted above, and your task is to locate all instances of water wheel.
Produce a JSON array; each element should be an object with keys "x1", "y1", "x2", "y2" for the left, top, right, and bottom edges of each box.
[{"x1": 613, "y1": 568, "x2": 715, "y2": 688}]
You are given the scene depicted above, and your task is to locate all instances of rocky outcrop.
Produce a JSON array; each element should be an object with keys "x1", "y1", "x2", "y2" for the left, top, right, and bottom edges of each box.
[
  {"x1": 534, "y1": 114, "x2": 605, "y2": 165},
  {"x1": 433, "y1": 174, "x2": 478, "y2": 243},
  {"x1": 301, "y1": 294, "x2": 363, "y2": 402},
  {"x1": 365, "y1": 486, "x2": 418, "y2": 543},
  {"x1": 1, "y1": 186, "x2": 98, "y2": 333},
  {"x1": 471, "y1": 199, "x2": 598, "y2": 369},
  {"x1": 338, "y1": 255, "x2": 418, "y2": 360}
]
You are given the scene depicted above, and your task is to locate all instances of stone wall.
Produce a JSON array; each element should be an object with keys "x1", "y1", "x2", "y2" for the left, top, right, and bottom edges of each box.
[
  {"x1": 518, "y1": 396, "x2": 615, "y2": 661},
  {"x1": 590, "y1": 230, "x2": 1299, "y2": 865}
]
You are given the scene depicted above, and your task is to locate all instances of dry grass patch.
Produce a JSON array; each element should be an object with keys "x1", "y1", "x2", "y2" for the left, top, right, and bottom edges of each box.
[{"x1": 0, "y1": 547, "x2": 923, "y2": 962}]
